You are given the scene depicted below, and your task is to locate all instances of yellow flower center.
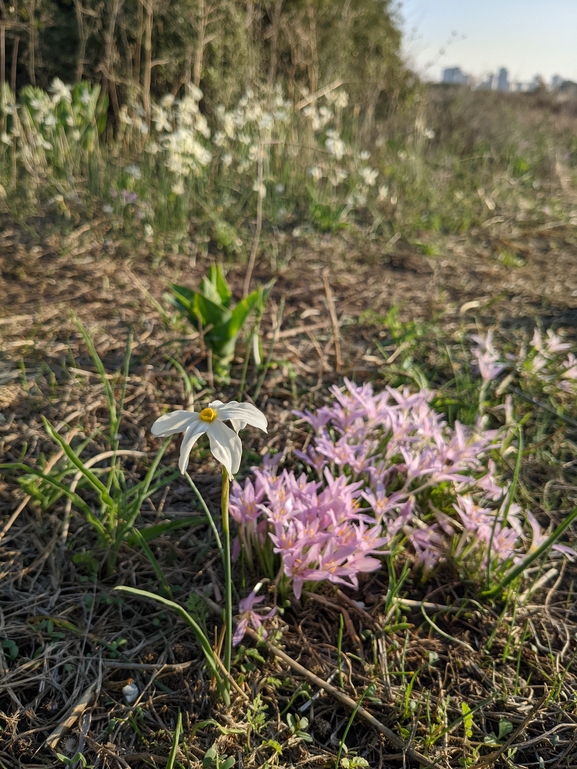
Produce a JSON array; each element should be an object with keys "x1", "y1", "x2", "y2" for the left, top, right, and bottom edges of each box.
[{"x1": 199, "y1": 407, "x2": 218, "y2": 423}]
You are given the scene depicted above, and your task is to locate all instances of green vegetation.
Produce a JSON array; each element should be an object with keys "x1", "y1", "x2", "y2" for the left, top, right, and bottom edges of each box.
[{"x1": 1, "y1": 3, "x2": 577, "y2": 768}]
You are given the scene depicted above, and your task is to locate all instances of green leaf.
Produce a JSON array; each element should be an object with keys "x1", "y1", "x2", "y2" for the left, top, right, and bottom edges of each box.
[
  {"x1": 461, "y1": 703, "x2": 473, "y2": 739},
  {"x1": 199, "y1": 274, "x2": 225, "y2": 307},
  {"x1": 114, "y1": 586, "x2": 228, "y2": 703},
  {"x1": 224, "y1": 288, "x2": 262, "y2": 339},
  {"x1": 203, "y1": 746, "x2": 217, "y2": 769},
  {"x1": 166, "y1": 712, "x2": 182, "y2": 769},
  {"x1": 42, "y1": 418, "x2": 116, "y2": 509},
  {"x1": 498, "y1": 719, "x2": 513, "y2": 740},
  {"x1": 195, "y1": 292, "x2": 231, "y2": 329},
  {"x1": 126, "y1": 517, "x2": 208, "y2": 545},
  {"x1": 209, "y1": 264, "x2": 232, "y2": 307}
]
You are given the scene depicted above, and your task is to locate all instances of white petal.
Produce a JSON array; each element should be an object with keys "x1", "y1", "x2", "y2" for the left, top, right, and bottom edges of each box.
[
  {"x1": 215, "y1": 401, "x2": 267, "y2": 433},
  {"x1": 151, "y1": 410, "x2": 198, "y2": 436},
  {"x1": 179, "y1": 421, "x2": 207, "y2": 474},
  {"x1": 207, "y1": 420, "x2": 243, "y2": 477},
  {"x1": 229, "y1": 418, "x2": 247, "y2": 433}
]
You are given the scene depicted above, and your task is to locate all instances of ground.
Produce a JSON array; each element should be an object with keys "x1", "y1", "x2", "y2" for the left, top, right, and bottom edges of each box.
[{"x1": 1, "y1": 216, "x2": 577, "y2": 769}]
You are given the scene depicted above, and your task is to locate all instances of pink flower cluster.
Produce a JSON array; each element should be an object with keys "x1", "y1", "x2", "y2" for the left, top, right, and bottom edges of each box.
[
  {"x1": 471, "y1": 327, "x2": 577, "y2": 396},
  {"x1": 230, "y1": 380, "x2": 572, "y2": 598}
]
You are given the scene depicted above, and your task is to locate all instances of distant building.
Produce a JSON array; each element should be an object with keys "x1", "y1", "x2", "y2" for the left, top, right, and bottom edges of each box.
[
  {"x1": 496, "y1": 68, "x2": 509, "y2": 92},
  {"x1": 442, "y1": 67, "x2": 469, "y2": 85},
  {"x1": 551, "y1": 75, "x2": 563, "y2": 89}
]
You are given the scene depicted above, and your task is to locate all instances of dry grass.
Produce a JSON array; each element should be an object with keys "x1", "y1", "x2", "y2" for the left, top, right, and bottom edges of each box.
[{"x1": 2, "y1": 210, "x2": 577, "y2": 768}]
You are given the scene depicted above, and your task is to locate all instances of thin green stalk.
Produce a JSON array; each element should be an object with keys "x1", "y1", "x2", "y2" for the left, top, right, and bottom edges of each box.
[
  {"x1": 221, "y1": 466, "x2": 232, "y2": 674},
  {"x1": 335, "y1": 683, "x2": 375, "y2": 768},
  {"x1": 129, "y1": 527, "x2": 172, "y2": 597},
  {"x1": 115, "y1": 586, "x2": 230, "y2": 705},
  {"x1": 166, "y1": 711, "x2": 182, "y2": 769},
  {"x1": 184, "y1": 472, "x2": 224, "y2": 560},
  {"x1": 42, "y1": 418, "x2": 116, "y2": 509}
]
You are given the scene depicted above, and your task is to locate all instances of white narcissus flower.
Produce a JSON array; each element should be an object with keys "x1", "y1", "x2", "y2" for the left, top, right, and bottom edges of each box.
[{"x1": 151, "y1": 400, "x2": 267, "y2": 478}]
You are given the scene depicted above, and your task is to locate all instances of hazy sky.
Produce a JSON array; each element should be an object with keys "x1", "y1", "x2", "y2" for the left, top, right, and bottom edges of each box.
[{"x1": 399, "y1": 0, "x2": 577, "y2": 84}]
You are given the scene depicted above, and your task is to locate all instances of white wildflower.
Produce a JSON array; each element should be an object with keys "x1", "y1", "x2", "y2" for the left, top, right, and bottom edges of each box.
[
  {"x1": 377, "y1": 185, "x2": 389, "y2": 202},
  {"x1": 151, "y1": 400, "x2": 268, "y2": 478},
  {"x1": 360, "y1": 167, "x2": 378, "y2": 186},
  {"x1": 50, "y1": 78, "x2": 72, "y2": 104},
  {"x1": 308, "y1": 166, "x2": 323, "y2": 183}
]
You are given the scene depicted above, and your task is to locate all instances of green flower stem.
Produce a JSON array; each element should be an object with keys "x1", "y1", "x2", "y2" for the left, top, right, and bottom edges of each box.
[
  {"x1": 483, "y1": 504, "x2": 577, "y2": 599},
  {"x1": 184, "y1": 472, "x2": 224, "y2": 563},
  {"x1": 221, "y1": 466, "x2": 232, "y2": 674}
]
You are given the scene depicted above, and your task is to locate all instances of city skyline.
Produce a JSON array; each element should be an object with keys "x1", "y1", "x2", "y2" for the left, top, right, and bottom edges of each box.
[
  {"x1": 441, "y1": 66, "x2": 569, "y2": 91},
  {"x1": 399, "y1": 0, "x2": 577, "y2": 84}
]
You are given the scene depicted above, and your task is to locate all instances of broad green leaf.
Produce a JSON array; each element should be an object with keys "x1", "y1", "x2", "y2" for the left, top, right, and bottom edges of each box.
[
  {"x1": 209, "y1": 264, "x2": 232, "y2": 308},
  {"x1": 218, "y1": 288, "x2": 262, "y2": 340},
  {"x1": 194, "y1": 292, "x2": 231, "y2": 329},
  {"x1": 199, "y1": 274, "x2": 224, "y2": 307},
  {"x1": 168, "y1": 282, "x2": 196, "y2": 304}
]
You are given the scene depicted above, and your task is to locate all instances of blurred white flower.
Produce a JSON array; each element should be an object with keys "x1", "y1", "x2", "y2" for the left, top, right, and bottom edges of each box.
[
  {"x1": 308, "y1": 166, "x2": 323, "y2": 183},
  {"x1": 195, "y1": 113, "x2": 210, "y2": 139},
  {"x1": 172, "y1": 179, "x2": 185, "y2": 195},
  {"x1": 222, "y1": 153, "x2": 233, "y2": 168},
  {"x1": 334, "y1": 90, "x2": 349, "y2": 109},
  {"x1": 377, "y1": 184, "x2": 389, "y2": 202},
  {"x1": 359, "y1": 151, "x2": 370, "y2": 161},
  {"x1": 188, "y1": 84, "x2": 203, "y2": 102},
  {"x1": 325, "y1": 130, "x2": 346, "y2": 160},
  {"x1": 153, "y1": 106, "x2": 172, "y2": 133},
  {"x1": 424, "y1": 128, "x2": 435, "y2": 140},
  {"x1": 329, "y1": 167, "x2": 348, "y2": 186},
  {"x1": 151, "y1": 400, "x2": 267, "y2": 477},
  {"x1": 144, "y1": 223, "x2": 154, "y2": 240},
  {"x1": 161, "y1": 93, "x2": 175, "y2": 109},
  {"x1": 1, "y1": 132, "x2": 12, "y2": 146},
  {"x1": 50, "y1": 78, "x2": 72, "y2": 104},
  {"x1": 125, "y1": 164, "x2": 141, "y2": 179},
  {"x1": 360, "y1": 167, "x2": 378, "y2": 186},
  {"x1": 253, "y1": 181, "x2": 266, "y2": 198}
]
